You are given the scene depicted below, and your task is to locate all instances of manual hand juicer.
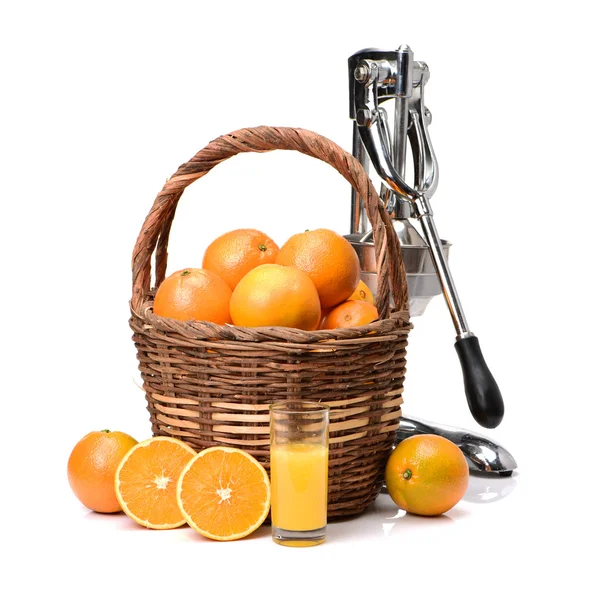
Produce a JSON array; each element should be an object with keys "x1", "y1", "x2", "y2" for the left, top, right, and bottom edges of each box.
[{"x1": 345, "y1": 46, "x2": 515, "y2": 474}]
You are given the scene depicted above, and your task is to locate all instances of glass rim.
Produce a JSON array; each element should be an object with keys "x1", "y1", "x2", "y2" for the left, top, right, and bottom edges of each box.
[{"x1": 270, "y1": 400, "x2": 330, "y2": 415}]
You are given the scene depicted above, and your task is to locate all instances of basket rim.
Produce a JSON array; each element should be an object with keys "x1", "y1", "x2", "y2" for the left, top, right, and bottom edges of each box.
[{"x1": 131, "y1": 299, "x2": 411, "y2": 344}]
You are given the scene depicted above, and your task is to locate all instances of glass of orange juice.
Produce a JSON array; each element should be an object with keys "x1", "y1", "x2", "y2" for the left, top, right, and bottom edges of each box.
[{"x1": 270, "y1": 401, "x2": 330, "y2": 547}]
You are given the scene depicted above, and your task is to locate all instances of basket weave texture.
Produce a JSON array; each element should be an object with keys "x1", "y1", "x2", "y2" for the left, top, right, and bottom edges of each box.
[{"x1": 130, "y1": 126, "x2": 412, "y2": 518}]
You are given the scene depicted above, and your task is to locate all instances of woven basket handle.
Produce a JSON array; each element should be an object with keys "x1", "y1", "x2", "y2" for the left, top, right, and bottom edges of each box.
[{"x1": 131, "y1": 126, "x2": 409, "y2": 318}]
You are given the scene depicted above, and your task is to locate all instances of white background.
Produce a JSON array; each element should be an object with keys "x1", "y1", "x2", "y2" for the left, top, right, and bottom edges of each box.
[{"x1": 2, "y1": 1, "x2": 599, "y2": 598}]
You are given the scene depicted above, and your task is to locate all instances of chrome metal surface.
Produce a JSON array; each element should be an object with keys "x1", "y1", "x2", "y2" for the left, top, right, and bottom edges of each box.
[
  {"x1": 345, "y1": 231, "x2": 448, "y2": 272},
  {"x1": 360, "y1": 271, "x2": 445, "y2": 316},
  {"x1": 348, "y1": 45, "x2": 472, "y2": 335},
  {"x1": 346, "y1": 226, "x2": 451, "y2": 316},
  {"x1": 350, "y1": 122, "x2": 369, "y2": 235},
  {"x1": 391, "y1": 44, "x2": 412, "y2": 219},
  {"x1": 407, "y1": 62, "x2": 438, "y2": 198},
  {"x1": 349, "y1": 48, "x2": 418, "y2": 201},
  {"x1": 414, "y1": 198, "x2": 471, "y2": 337},
  {"x1": 392, "y1": 45, "x2": 412, "y2": 180},
  {"x1": 395, "y1": 416, "x2": 517, "y2": 475}
]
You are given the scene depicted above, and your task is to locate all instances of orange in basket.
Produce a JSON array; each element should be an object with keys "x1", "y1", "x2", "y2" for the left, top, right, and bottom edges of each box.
[
  {"x1": 276, "y1": 228, "x2": 361, "y2": 309},
  {"x1": 321, "y1": 299, "x2": 378, "y2": 329},
  {"x1": 153, "y1": 268, "x2": 232, "y2": 323},
  {"x1": 202, "y1": 228, "x2": 279, "y2": 290},
  {"x1": 230, "y1": 263, "x2": 321, "y2": 330},
  {"x1": 348, "y1": 279, "x2": 375, "y2": 304}
]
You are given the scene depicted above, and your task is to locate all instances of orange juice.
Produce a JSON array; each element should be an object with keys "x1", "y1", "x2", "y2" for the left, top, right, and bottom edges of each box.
[{"x1": 270, "y1": 442, "x2": 328, "y2": 531}]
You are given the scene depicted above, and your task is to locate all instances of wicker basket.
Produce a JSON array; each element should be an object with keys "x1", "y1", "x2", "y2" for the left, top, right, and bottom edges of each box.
[{"x1": 130, "y1": 126, "x2": 412, "y2": 518}]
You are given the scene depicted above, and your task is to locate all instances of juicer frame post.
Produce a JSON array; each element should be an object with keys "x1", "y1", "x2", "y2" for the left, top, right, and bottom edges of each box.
[{"x1": 348, "y1": 46, "x2": 505, "y2": 429}]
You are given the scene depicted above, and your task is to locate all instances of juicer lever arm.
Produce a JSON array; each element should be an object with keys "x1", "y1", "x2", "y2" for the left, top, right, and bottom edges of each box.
[
  {"x1": 413, "y1": 195, "x2": 505, "y2": 429},
  {"x1": 407, "y1": 63, "x2": 438, "y2": 199},
  {"x1": 355, "y1": 109, "x2": 417, "y2": 200},
  {"x1": 351, "y1": 55, "x2": 418, "y2": 201}
]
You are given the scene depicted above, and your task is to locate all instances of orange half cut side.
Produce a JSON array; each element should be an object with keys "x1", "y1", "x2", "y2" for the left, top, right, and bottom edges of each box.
[
  {"x1": 177, "y1": 446, "x2": 271, "y2": 541},
  {"x1": 115, "y1": 436, "x2": 196, "y2": 529}
]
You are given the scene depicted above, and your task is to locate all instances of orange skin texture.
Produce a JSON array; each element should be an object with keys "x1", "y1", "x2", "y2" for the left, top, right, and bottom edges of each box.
[
  {"x1": 202, "y1": 228, "x2": 279, "y2": 291},
  {"x1": 153, "y1": 268, "x2": 232, "y2": 324},
  {"x1": 230, "y1": 264, "x2": 321, "y2": 330},
  {"x1": 276, "y1": 229, "x2": 360, "y2": 309},
  {"x1": 385, "y1": 434, "x2": 469, "y2": 516},
  {"x1": 348, "y1": 280, "x2": 375, "y2": 305},
  {"x1": 67, "y1": 430, "x2": 139, "y2": 513},
  {"x1": 321, "y1": 299, "x2": 378, "y2": 329}
]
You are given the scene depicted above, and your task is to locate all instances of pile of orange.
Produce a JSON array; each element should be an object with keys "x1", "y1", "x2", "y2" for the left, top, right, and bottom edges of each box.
[
  {"x1": 68, "y1": 431, "x2": 271, "y2": 540},
  {"x1": 152, "y1": 227, "x2": 379, "y2": 330}
]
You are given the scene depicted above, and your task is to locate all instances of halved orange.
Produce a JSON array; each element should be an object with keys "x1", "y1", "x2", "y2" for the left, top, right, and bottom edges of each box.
[
  {"x1": 115, "y1": 436, "x2": 196, "y2": 529},
  {"x1": 177, "y1": 446, "x2": 271, "y2": 541}
]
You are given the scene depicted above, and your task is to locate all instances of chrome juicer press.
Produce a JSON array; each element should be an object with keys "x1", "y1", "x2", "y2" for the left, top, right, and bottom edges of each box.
[{"x1": 345, "y1": 45, "x2": 516, "y2": 475}]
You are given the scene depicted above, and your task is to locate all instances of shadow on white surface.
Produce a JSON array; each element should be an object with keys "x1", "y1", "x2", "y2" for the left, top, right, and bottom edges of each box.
[
  {"x1": 84, "y1": 510, "x2": 148, "y2": 531},
  {"x1": 176, "y1": 523, "x2": 271, "y2": 544},
  {"x1": 325, "y1": 472, "x2": 519, "y2": 543},
  {"x1": 384, "y1": 509, "x2": 454, "y2": 531}
]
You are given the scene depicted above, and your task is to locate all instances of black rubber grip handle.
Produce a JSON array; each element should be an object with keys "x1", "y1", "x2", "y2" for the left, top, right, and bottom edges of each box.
[{"x1": 455, "y1": 335, "x2": 504, "y2": 428}]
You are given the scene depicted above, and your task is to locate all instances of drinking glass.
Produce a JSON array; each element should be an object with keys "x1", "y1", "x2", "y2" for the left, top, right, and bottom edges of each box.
[{"x1": 270, "y1": 401, "x2": 330, "y2": 547}]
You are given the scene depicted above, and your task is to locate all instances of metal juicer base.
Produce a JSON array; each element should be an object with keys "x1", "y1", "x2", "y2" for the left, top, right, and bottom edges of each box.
[
  {"x1": 360, "y1": 271, "x2": 444, "y2": 316},
  {"x1": 348, "y1": 238, "x2": 451, "y2": 317}
]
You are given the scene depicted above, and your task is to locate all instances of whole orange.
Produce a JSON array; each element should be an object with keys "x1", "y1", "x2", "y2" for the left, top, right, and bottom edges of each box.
[
  {"x1": 67, "y1": 430, "x2": 138, "y2": 513},
  {"x1": 385, "y1": 434, "x2": 469, "y2": 516},
  {"x1": 321, "y1": 299, "x2": 378, "y2": 329},
  {"x1": 348, "y1": 280, "x2": 375, "y2": 304},
  {"x1": 153, "y1": 268, "x2": 232, "y2": 323},
  {"x1": 276, "y1": 229, "x2": 360, "y2": 309},
  {"x1": 202, "y1": 228, "x2": 280, "y2": 291},
  {"x1": 230, "y1": 264, "x2": 321, "y2": 330}
]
